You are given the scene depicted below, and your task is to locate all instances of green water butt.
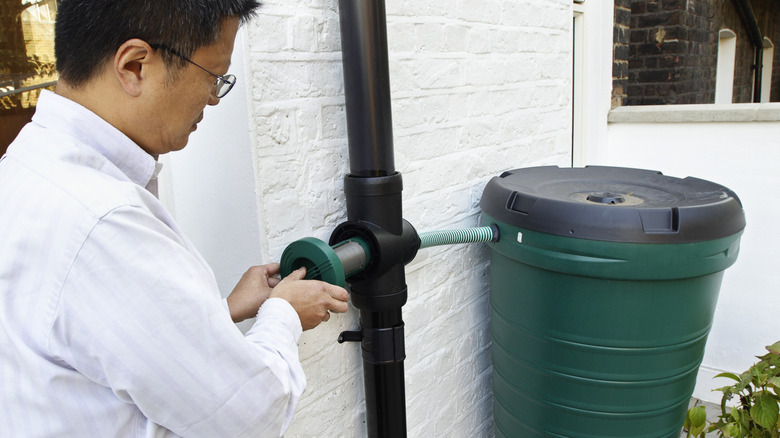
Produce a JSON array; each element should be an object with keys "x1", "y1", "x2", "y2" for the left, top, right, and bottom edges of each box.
[{"x1": 480, "y1": 166, "x2": 745, "y2": 437}]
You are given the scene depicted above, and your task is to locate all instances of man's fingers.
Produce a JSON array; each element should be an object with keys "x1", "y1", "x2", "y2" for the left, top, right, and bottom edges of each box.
[
  {"x1": 327, "y1": 297, "x2": 349, "y2": 314},
  {"x1": 322, "y1": 285, "x2": 349, "y2": 314},
  {"x1": 270, "y1": 275, "x2": 348, "y2": 330},
  {"x1": 264, "y1": 262, "x2": 281, "y2": 276},
  {"x1": 281, "y1": 266, "x2": 306, "y2": 281},
  {"x1": 327, "y1": 285, "x2": 350, "y2": 302}
]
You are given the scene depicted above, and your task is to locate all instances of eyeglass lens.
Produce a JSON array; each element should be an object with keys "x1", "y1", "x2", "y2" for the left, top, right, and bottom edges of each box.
[{"x1": 216, "y1": 74, "x2": 236, "y2": 98}]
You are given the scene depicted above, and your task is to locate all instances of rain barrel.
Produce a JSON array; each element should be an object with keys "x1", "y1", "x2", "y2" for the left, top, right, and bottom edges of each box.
[{"x1": 480, "y1": 166, "x2": 745, "y2": 438}]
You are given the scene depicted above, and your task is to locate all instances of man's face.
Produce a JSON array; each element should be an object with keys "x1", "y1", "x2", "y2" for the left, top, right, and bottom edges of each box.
[{"x1": 138, "y1": 17, "x2": 240, "y2": 156}]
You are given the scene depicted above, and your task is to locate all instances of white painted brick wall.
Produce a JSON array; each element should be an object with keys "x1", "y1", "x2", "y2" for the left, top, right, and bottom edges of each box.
[{"x1": 245, "y1": 0, "x2": 572, "y2": 436}]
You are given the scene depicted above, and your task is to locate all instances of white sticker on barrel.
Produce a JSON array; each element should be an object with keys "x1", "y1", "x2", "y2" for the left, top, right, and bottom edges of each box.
[{"x1": 517, "y1": 232, "x2": 523, "y2": 243}]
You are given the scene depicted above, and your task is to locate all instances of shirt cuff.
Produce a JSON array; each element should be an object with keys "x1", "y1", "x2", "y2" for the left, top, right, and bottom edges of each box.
[{"x1": 256, "y1": 297, "x2": 303, "y2": 342}]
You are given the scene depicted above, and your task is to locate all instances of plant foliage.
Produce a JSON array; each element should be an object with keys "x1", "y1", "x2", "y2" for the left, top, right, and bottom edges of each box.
[{"x1": 685, "y1": 342, "x2": 780, "y2": 437}]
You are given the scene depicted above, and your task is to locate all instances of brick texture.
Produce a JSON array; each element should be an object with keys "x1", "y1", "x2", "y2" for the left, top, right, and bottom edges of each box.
[
  {"x1": 613, "y1": 0, "x2": 632, "y2": 107},
  {"x1": 753, "y1": 0, "x2": 780, "y2": 101},
  {"x1": 244, "y1": 0, "x2": 572, "y2": 436},
  {"x1": 774, "y1": 23, "x2": 780, "y2": 101}
]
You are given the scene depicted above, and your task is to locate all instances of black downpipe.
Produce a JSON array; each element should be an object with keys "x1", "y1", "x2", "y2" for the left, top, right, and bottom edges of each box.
[
  {"x1": 754, "y1": 48, "x2": 763, "y2": 103},
  {"x1": 338, "y1": 0, "x2": 395, "y2": 177},
  {"x1": 336, "y1": 1, "x2": 408, "y2": 437}
]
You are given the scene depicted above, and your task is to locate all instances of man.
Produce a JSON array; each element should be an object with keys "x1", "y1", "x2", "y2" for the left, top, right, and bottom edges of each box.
[{"x1": 0, "y1": 1, "x2": 350, "y2": 437}]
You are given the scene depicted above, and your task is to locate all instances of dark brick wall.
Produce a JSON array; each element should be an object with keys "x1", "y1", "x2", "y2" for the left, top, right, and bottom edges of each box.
[
  {"x1": 774, "y1": 23, "x2": 780, "y2": 101},
  {"x1": 751, "y1": 0, "x2": 780, "y2": 101},
  {"x1": 625, "y1": 0, "x2": 718, "y2": 105},
  {"x1": 613, "y1": 0, "x2": 632, "y2": 107},
  {"x1": 615, "y1": 0, "x2": 780, "y2": 105}
]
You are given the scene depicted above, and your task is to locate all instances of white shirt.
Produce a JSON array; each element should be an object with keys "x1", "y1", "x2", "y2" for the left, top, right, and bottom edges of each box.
[{"x1": 0, "y1": 91, "x2": 305, "y2": 437}]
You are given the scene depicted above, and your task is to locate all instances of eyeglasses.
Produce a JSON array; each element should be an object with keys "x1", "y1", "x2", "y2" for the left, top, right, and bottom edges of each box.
[{"x1": 150, "y1": 44, "x2": 236, "y2": 98}]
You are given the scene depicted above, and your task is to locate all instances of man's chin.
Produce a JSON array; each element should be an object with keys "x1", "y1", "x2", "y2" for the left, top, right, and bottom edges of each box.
[{"x1": 170, "y1": 140, "x2": 190, "y2": 153}]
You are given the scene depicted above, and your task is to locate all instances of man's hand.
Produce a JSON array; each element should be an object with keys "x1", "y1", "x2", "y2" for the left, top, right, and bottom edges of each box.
[
  {"x1": 227, "y1": 264, "x2": 282, "y2": 323},
  {"x1": 270, "y1": 267, "x2": 350, "y2": 331}
]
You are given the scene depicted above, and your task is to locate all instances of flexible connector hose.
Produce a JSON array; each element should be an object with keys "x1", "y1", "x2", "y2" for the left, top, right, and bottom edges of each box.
[{"x1": 418, "y1": 225, "x2": 499, "y2": 249}]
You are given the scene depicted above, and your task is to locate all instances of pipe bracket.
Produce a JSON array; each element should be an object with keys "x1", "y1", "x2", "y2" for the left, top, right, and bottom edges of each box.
[{"x1": 361, "y1": 324, "x2": 405, "y2": 365}]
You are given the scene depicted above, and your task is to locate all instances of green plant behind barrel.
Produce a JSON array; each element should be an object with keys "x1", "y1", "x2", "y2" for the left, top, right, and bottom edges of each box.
[{"x1": 685, "y1": 342, "x2": 780, "y2": 437}]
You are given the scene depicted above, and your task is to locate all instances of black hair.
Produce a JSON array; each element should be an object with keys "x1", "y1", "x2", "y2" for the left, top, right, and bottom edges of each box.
[{"x1": 55, "y1": 0, "x2": 261, "y2": 87}]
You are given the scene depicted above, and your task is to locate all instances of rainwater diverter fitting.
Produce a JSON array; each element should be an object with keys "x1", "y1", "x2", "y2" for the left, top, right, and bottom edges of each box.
[{"x1": 281, "y1": 225, "x2": 500, "y2": 289}]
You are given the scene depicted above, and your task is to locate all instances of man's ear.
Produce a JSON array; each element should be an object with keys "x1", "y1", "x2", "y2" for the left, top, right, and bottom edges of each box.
[{"x1": 113, "y1": 39, "x2": 156, "y2": 97}]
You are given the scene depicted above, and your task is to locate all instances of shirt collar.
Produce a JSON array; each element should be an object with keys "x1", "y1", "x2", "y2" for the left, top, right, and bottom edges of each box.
[{"x1": 32, "y1": 90, "x2": 158, "y2": 189}]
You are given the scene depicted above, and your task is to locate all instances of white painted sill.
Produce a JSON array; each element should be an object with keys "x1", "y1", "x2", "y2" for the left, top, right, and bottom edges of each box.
[{"x1": 608, "y1": 103, "x2": 780, "y2": 123}]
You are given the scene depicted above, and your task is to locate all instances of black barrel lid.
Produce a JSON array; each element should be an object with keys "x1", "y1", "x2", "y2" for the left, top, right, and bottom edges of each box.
[{"x1": 480, "y1": 166, "x2": 745, "y2": 243}]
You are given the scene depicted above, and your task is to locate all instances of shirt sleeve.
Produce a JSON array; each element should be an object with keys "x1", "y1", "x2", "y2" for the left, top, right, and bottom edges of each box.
[{"x1": 49, "y1": 205, "x2": 305, "y2": 438}]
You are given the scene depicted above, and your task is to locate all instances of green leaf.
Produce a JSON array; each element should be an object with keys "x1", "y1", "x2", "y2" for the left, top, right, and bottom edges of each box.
[
  {"x1": 729, "y1": 372, "x2": 753, "y2": 393},
  {"x1": 750, "y1": 363, "x2": 770, "y2": 386},
  {"x1": 750, "y1": 391, "x2": 779, "y2": 430},
  {"x1": 766, "y1": 342, "x2": 780, "y2": 356},
  {"x1": 717, "y1": 372, "x2": 744, "y2": 383},
  {"x1": 732, "y1": 406, "x2": 744, "y2": 423},
  {"x1": 686, "y1": 405, "x2": 707, "y2": 436},
  {"x1": 725, "y1": 422, "x2": 740, "y2": 437}
]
